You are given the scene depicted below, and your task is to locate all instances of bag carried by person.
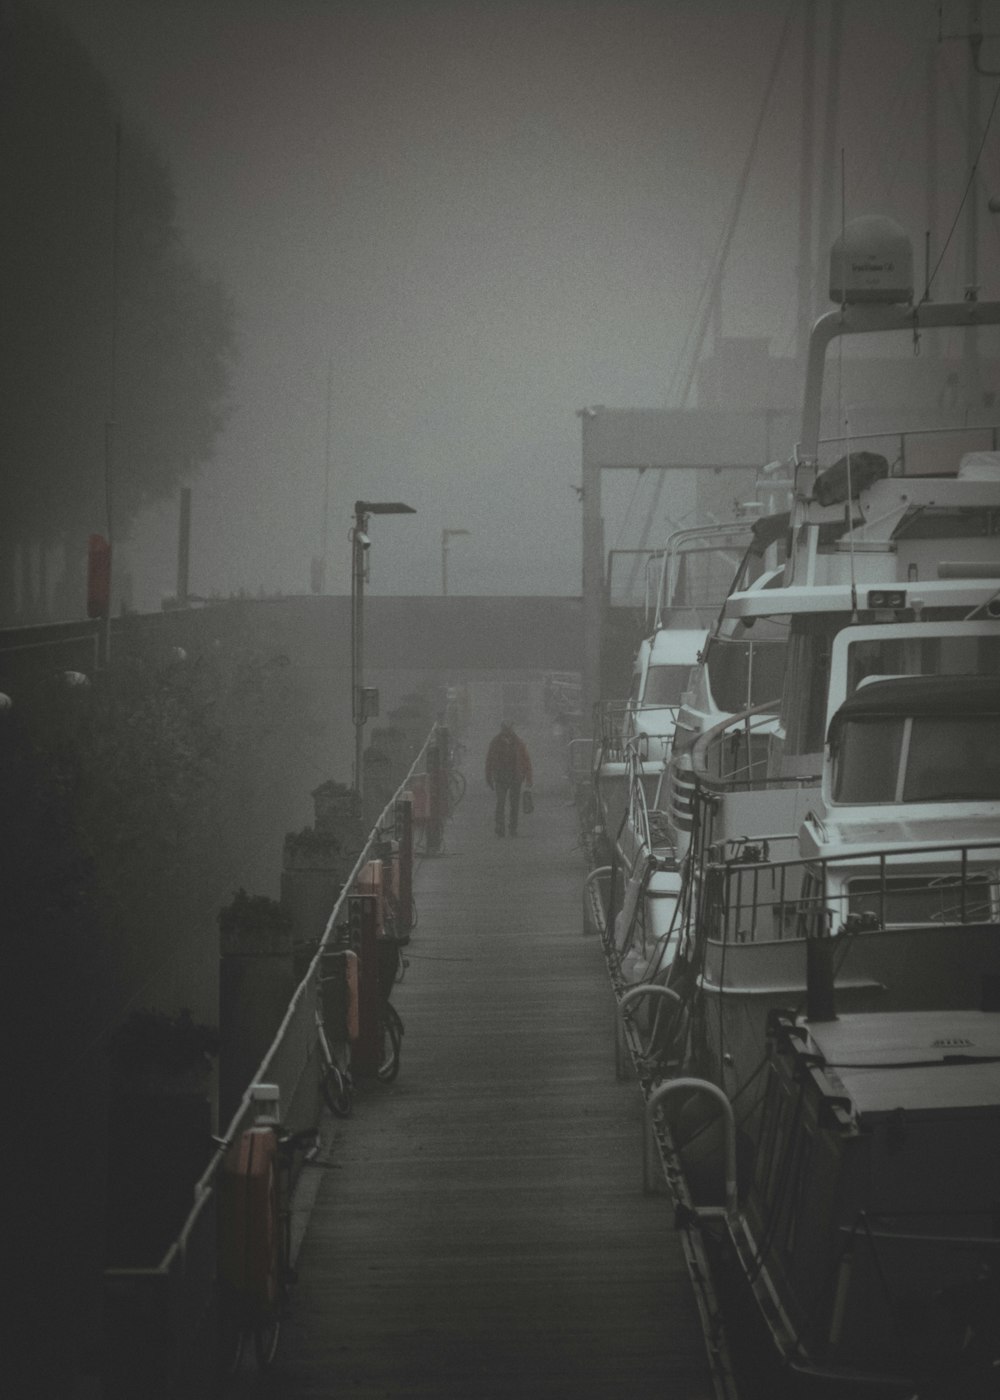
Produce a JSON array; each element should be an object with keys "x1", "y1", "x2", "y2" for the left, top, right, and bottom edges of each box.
[{"x1": 521, "y1": 788, "x2": 534, "y2": 815}]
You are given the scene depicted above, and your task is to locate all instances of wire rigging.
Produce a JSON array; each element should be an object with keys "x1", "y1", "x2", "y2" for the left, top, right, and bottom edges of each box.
[
  {"x1": 665, "y1": 0, "x2": 796, "y2": 408},
  {"x1": 925, "y1": 75, "x2": 1000, "y2": 297}
]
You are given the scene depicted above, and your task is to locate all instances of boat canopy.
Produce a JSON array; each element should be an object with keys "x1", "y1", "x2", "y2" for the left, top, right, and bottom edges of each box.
[
  {"x1": 828, "y1": 674, "x2": 1000, "y2": 739},
  {"x1": 827, "y1": 674, "x2": 1000, "y2": 806}
]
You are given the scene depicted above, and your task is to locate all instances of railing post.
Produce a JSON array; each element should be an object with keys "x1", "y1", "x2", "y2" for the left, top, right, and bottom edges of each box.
[
  {"x1": 350, "y1": 893, "x2": 381, "y2": 1076},
  {"x1": 395, "y1": 794, "x2": 413, "y2": 937}
]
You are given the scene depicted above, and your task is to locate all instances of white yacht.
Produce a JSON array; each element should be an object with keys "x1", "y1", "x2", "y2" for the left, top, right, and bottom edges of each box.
[{"x1": 637, "y1": 218, "x2": 1000, "y2": 1396}]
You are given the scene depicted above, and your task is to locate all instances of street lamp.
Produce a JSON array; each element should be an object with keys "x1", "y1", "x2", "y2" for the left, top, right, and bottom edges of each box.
[
  {"x1": 441, "y1": 528, "x2": 470, "y2": 596},
  {"x1": 351, "y1": 499, "x2": 416, "y2": 794}
]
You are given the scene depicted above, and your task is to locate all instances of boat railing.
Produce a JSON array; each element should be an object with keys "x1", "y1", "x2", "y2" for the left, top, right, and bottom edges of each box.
[
  {"x1": 651, "y1": 521, "x2": 755, "y2": 630},
  {"x1": 681, "y1": 704, "x2": 790, "y2": 811},
  {"x1": 698, "y1": 837, "x2": 1000, "y2": 946},
  {"x1": 815, "y1": 418, "x2": 1000, "y2": 473},
  {"x1": 631, "y1": 700, "x2": 681, "y2": 722},
  {"x1": 799, "y1": 300, "x2": 1000, "y2": 461},
  {"x1": 690, "y1": 700, "x2": 781, "y2": 776},
  {"x1": 621, "y1": 745, "x2": 668, "y2": 856},
  {"x1": 592, "y1": 699, "x2": 633, "y2": 762},
  {"x1": 699, "y1": 767, "x2": 814, "y2": 795},
  {"x1": 567, "y1": 736, "x2": 594, "y2": 782}
]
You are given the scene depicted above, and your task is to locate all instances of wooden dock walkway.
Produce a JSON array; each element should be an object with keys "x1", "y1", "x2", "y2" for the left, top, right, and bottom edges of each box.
[{"x1": 266, "y1": 716, "x2": 714, "y2": 1399}]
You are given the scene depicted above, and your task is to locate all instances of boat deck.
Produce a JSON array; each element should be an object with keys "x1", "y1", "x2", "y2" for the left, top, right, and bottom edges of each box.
[{"x1": 252, "y1": 718, "x2": 714, "y2": 1398}]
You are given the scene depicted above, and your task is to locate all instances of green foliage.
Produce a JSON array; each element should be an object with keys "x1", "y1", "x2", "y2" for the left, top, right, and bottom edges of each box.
[
  {"x1": 311, "y1": 777, "x2": 364, "y2": 836},
  {"x1": 285, "y1": 779, "x2": 364, "y2": 884},
  {"x1": 0, "y1": 618, "x2": 315, "y2": 996},
  {"x1": 217, "y1": 887, "x2": 290, "y2": 941}
]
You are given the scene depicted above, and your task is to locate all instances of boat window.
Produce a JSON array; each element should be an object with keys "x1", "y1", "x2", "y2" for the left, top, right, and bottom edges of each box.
[
  {"x1": 709, "y1": 729, "x2": 771, "y2": 785},
  {"x1": 904, "y1": 717, "x2": 1000, "y2": 801},
  {"x1": 705, "y1": 637, "x2": 787, "y2": 712},
  {"x1": 846, "y1": 635, "x2": 1000, "y2": 696},
  {"x1": 847, "y1": 873, "x2": 996, "y2": 925},
  {"x1": 642, "y1": 664, "x2": 691, "y2": 706},
  {"x1": 671, "y1": 721, "x2": 697, "y2": 755},
  {"x1": 781, "y1": 615, "x2": 844, "y2": 757},
  {"x1": 832, "y1": 718, "x2": 905, "y2": 802},
  {"x1": 892, "y1": 507, "x2": 1000, "y2": 540},
  {"x1": 833, "y1": 715, "x2": 1000, "y2": 803}
]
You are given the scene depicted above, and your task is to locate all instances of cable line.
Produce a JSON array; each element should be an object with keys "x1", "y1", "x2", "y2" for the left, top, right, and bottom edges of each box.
[{"x1": 925, "y1": 76, "x2": 1000, "y2": 297}]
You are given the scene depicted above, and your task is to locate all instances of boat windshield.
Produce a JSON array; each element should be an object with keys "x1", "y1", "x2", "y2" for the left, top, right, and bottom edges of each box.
[
  {"x1": 643, "y1": 665, "x2": 692, "y2": 706},
  {"x1": 833, "y1": 713, "x2": 1000, "y2": 803},
  {"x1": 705, "y1": 637, "x2": 787, "y2": 712},
  {"x1": 846, "y1": 635, "x2": 1000, "y2": 697}
]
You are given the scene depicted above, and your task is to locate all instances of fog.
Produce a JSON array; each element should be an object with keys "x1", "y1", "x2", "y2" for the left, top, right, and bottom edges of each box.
[{"x1": 35, "y1": 0, "x2": 1000, "y2": 609}]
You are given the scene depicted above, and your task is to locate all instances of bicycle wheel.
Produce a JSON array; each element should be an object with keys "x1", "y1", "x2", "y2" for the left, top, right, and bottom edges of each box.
[
  {"x1": 376, "y1": 1001, "x2": 403, "y2": 1083},
  {"x1": 216, "y1": 1286, "x2": 245, "y2": 1383},
  {"x1": 253, "y1": 1309, "x2": 281, "y2": 1370},
  {"x1": 447, "y1": 769, "x2": 466, "y2": 810},
  {"x1": 321, "y1": 1061, "x2": 354, "y2": 1118}
]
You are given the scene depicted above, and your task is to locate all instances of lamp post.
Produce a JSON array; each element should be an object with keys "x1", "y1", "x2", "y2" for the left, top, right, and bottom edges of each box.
[
  {"x1": 441, "y1": 528, "x2": 470, "y2": 596},
  {"x1": 351, "y1": 500, "x2": 416, "y2": 794}
]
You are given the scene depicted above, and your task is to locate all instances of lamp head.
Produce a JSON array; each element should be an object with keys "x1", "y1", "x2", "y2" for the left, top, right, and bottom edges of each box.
[{"x1": 355, "y1": 500, "x2": 416, "y2": 516}]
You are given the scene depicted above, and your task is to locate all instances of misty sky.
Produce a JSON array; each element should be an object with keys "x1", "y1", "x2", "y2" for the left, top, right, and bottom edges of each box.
[{"x1": 40, "y1": 0, "x2": 1000, "y2": 607}]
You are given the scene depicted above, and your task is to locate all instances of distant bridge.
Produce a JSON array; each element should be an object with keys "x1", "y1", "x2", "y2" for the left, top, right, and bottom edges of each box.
[{"x1": 0, "y1": 595, "x2": 586, "y2": 689}]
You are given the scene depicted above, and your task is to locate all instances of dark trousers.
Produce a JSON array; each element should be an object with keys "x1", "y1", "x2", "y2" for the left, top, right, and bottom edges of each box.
[{"x1": 494, "y1": 779, "x2": 521, "y2": 834}]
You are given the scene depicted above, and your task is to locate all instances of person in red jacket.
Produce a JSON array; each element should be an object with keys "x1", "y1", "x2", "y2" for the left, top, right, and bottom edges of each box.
[{"x1": 484, "y1": 720, "x2": 533, "y2": 837}]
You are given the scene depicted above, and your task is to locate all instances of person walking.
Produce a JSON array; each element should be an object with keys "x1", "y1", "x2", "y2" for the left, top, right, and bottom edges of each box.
[{"x1": 485, "y1": 720, "x2": 532, "y2": 837}]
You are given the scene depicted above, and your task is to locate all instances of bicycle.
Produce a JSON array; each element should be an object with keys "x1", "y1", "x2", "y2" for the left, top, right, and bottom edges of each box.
[
  {"x1": 217, "y1": 1095, "x2": 319, "y2": 1381},
  {"x1": 446, "y1": 766, "x2": 467, "y2": 811},
  {"x1": 317, "y1": 937, "x2": 403, "y2": 1091},
  {"x1": 374, "y1": 933, "x2": 405, "y2": 1083},
  {"x1": 317, "y1": 949, "x2": 356, "y2": 1118}
]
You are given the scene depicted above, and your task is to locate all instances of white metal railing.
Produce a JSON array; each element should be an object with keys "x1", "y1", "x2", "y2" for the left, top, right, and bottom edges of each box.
[{"x1": 701, "y1": 837, "x2": 1000, "y2": 946}]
